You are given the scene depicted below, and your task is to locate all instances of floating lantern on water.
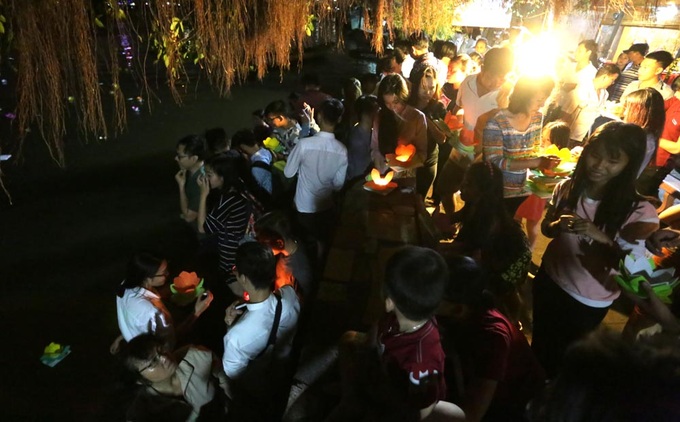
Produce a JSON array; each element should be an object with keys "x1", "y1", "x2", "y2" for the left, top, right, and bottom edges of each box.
[
  {"x1": 395, "y1": 144, "x2": 416, "y2": 163},
  {"x1": 371, "y1": 168, "x2": 394, "y2": 187}
]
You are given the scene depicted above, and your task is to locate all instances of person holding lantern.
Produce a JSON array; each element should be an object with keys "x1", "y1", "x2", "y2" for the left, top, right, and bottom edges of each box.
[
  {"x1": 371, "y1": 73, "x2": 428, "y2": 184},
  {"x1": 409, "y1": 65, "x2": 448, "y2": 199},
  {"x1": 482, "y1": 75, "x2": 559, "y2": 215},
  {"x1": 111, "y1": 253, "x2": 214, "y2": 354}
]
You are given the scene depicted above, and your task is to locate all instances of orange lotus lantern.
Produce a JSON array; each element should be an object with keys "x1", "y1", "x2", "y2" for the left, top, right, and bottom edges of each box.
[
  {"x1": 371, "y1": 168, "x2": 394, "y2": 187},
  {"x1": 395, "y1": 144, "x2": 416, "y2": 162},
  {"x1": 170, "y1": 271, "x2": 206, "y2": 306},
  {"x1": 171, "y1": 271, "x2": 203, "y2": 295}
]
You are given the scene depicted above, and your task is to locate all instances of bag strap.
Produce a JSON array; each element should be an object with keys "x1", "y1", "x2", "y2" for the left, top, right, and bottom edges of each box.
[
  {"x1": 251, "y1": 160, "x2": 272, "y2": 171},
  {"x1": 255, "y1": 291, "x2": 283, "y2": 358}
]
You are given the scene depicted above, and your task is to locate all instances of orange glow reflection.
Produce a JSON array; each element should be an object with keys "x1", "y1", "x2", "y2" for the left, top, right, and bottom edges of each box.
[{"x1": 395, "y1": 144, "x2": 416, "y2": 162}]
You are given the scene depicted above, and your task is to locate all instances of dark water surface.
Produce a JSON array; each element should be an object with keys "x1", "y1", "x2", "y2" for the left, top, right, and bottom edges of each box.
[{"x1": 0, "y1": 48, "x2": 374, "y2": 420}]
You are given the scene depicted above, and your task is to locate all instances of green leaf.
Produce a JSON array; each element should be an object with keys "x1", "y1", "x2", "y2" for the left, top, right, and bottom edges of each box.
[
  {"x1": 0, "y1": 14, "x2": 6, "y2": 23},
  {"x1": 94, "y1": 17, "x2": 104, "y2": 29},
  {"x1": 0, "y1": 22, "x2": 5, "y2": 35}
]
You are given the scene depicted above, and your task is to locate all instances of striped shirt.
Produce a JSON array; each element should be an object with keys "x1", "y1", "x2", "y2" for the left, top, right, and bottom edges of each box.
[
  {"x1": 609, "y1": 63, "x2": 639, "y2": 103},
  {"x1": 483, "y1": 110, "x2": 543, "y2": 191},
  {"x1": 204, "y1": 191, "x2": 252, "y2": 278}
]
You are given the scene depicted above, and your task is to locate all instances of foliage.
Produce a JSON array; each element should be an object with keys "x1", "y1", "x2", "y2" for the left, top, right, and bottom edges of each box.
[{"x1": 0, "y1": 0, "x2": 657, "y2": 169}]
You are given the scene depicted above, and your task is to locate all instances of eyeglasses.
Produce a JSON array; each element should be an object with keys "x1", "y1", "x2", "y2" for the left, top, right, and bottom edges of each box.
[
  {"x1": 138, "y1": 350, "x2": 168, "y2": 373},
  {"x1": 154, "y1": 268, "x2": 169, "y2": 278},
  {"x1": 175, "y1": 154, "x2": 189, "y2": 159}
]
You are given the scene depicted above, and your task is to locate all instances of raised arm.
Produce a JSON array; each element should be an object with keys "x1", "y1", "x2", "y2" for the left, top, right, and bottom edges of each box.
[{"x1": 196, "y1": 174, "x2": 210, "y2": 234}]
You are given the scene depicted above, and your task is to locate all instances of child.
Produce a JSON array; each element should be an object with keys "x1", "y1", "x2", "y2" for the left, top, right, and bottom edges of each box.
[
  {"x1": 230, "y1": 128, "x2": 275, "y2": 195},
  {"x1": 533, "y1": 121, "x2": 660, "y2": 377},
  {"x1": 437, "y1": 254, "x2": 545, "y2": 421},
  {"x1": 515, "y1": 120, "x2": 571, "y2": 253},
  {"x1": 441, "y1": 162, "x2": 531, "y2": 326},
  {"x1": 330, "y1": 246, "x2": 464, "y2": 421}
]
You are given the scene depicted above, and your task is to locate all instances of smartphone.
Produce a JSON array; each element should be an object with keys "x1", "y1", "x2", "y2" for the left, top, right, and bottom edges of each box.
[{"x1": 235, "y1": 303, "x2": 247, "y2": 310}]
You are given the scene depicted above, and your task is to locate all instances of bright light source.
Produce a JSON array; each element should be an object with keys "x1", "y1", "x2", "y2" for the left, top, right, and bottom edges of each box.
[{"x1": 515, "y1": 32, "x2": 561, "y2": 79}]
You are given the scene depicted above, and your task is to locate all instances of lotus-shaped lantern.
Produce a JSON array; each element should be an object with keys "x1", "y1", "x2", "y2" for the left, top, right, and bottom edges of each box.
[
  {"x1": 614, "y1": 255, "x2": 679, "y2": 304},
  {"x1": 371, "y1": 168, "x2": 394, "y2": 187},
  {"x1": 364, "y1": 168, "x2": 398, "y2": 194},
  {"x1": 263, "y1": 136, "x2": 284, "y2": 153},
  {"x1": 170, "y1": 271, "x2": 206, "y2": 305},
  {"x1": 395, "y1": 144, "x2": 416, "y2": 163}
]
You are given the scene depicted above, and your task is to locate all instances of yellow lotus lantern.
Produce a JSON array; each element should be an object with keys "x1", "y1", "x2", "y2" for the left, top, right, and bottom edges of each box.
[
  {"x1": 364, "y1": 168, "x2": 398, "y2": 193},
  {"x1": 371, "y1": 168, "x2": 394, "y2": 187},
  {"x1": 395, "y1": 144, "x2": 416, "y2": 163}
]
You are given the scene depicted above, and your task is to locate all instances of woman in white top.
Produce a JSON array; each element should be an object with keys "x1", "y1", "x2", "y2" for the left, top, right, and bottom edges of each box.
[
  {"x1": 110, "y1": 254, "x2": 213, "y2": 354},
  {"x1": 123, "y1": 334, "x2": 229, "y2": 421}
]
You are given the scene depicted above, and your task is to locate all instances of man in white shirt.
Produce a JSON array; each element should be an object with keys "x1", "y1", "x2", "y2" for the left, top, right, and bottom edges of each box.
[
  {"x1": 569, "y1": 64, "x2": 621, "y2": 145},
  {"x1": 456, "y1": 47, "x2": 515, "y2": 146},
  {"x1": 621, "y1": 50, "x2": 675, "y2": 101},
  {"x1": 284, "y1": 98, "x2": 348, "y2": 264},
  {"x1": 222, "y1": 242, "x2": 300, "y2": 418}
]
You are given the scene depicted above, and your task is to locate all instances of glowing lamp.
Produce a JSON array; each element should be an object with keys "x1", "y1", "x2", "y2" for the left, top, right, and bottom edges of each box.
[
  {"x1": 395, "y1": 144, "x2": 416, "y2": 162},
  {"x1": 171, "y1": 271, "x2": 203, "y2": 294},
  {"x1": 371, "y1": 168, "x2": 394, "y2": 187},
  {"x1": 170, "y1": 271, "x2": 206, "y2": 305}
]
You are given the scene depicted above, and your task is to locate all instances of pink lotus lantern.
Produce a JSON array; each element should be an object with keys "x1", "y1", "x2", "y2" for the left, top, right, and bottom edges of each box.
[{"x1": 395, "y1": 144, "x2": 416, "y2": 162}]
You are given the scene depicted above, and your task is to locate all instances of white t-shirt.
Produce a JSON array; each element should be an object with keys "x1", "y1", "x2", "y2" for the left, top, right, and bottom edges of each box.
[
  {"x1": 116, "y1": 286, "x2": 172, "y2": 341},
  {"x1": 543, "y1": 180, "x2": 658, "y2": 306},
  {"x1": 569, "y1": 82, "x2": 609, "y2": 142},
  {"x1": 456, "y1": 74, "x2": 501, "y2": 131},
  {"x1": 621, "y1": 79, "x2": 674, "y2": 101},
  {"x1": 284, "y1": 131, "x2": 348, "y2": 213},
  {"x1": 222, "y1": 286, "x2": 300, "y2": 378},
  {"x1": 557, "y1": 63, "x2": 597, "y2": 115}
]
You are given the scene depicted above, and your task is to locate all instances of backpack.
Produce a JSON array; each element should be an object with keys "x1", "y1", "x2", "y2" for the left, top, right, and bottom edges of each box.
[{"x1": 251, "y1": 153, "x2": 294, "y2": 210}]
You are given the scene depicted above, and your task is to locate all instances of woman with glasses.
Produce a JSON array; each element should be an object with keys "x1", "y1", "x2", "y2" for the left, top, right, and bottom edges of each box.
[
  {"x1": 122, "y1": 334, "x2": 229, "y2": 421},
  {"x1": 110, "y1": 253, "x2": 213, "y2": 354}
]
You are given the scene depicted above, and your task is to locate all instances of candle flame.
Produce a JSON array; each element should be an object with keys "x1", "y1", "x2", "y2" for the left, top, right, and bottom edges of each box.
[
  {"x1": 371, "y1": 168, "x2": 394, "y2": 187},
  {"x1": 395, "y1": 144, "x2": 415, "y2": 162}
]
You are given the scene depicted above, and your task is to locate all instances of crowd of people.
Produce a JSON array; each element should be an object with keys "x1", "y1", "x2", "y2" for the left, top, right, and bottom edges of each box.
[{"x1": 109, "y1": 29, "x2": 680, "y2": 421}]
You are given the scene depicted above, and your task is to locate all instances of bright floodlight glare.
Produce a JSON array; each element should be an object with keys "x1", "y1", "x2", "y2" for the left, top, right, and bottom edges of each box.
[{"x1": 515, "y1": 32, "x2": 561, "y2": 79}]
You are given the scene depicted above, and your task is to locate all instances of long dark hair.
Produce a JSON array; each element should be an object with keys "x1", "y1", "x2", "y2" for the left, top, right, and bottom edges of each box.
[
  {"x1": 560, "y1": 122, "x2": 646, "y2": 238},
  {"x1": 377, "y1": 74, "x2": 409, "y2": 155},
  {"x1": 206, "y1": 152, "x2": 271, "y2": 209},
  {"x1": 408, "y1": 65, "x2": 441, "y2": 108},
  {"x1": 117, "y1": 254, "x2": 163, "y2": 298},
  {"x1": 507, "y1": 75, "x2": 555, "y2": 115},
  {"x1": 623, "y1": 88, "x2": 666, "y2": 140}
]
